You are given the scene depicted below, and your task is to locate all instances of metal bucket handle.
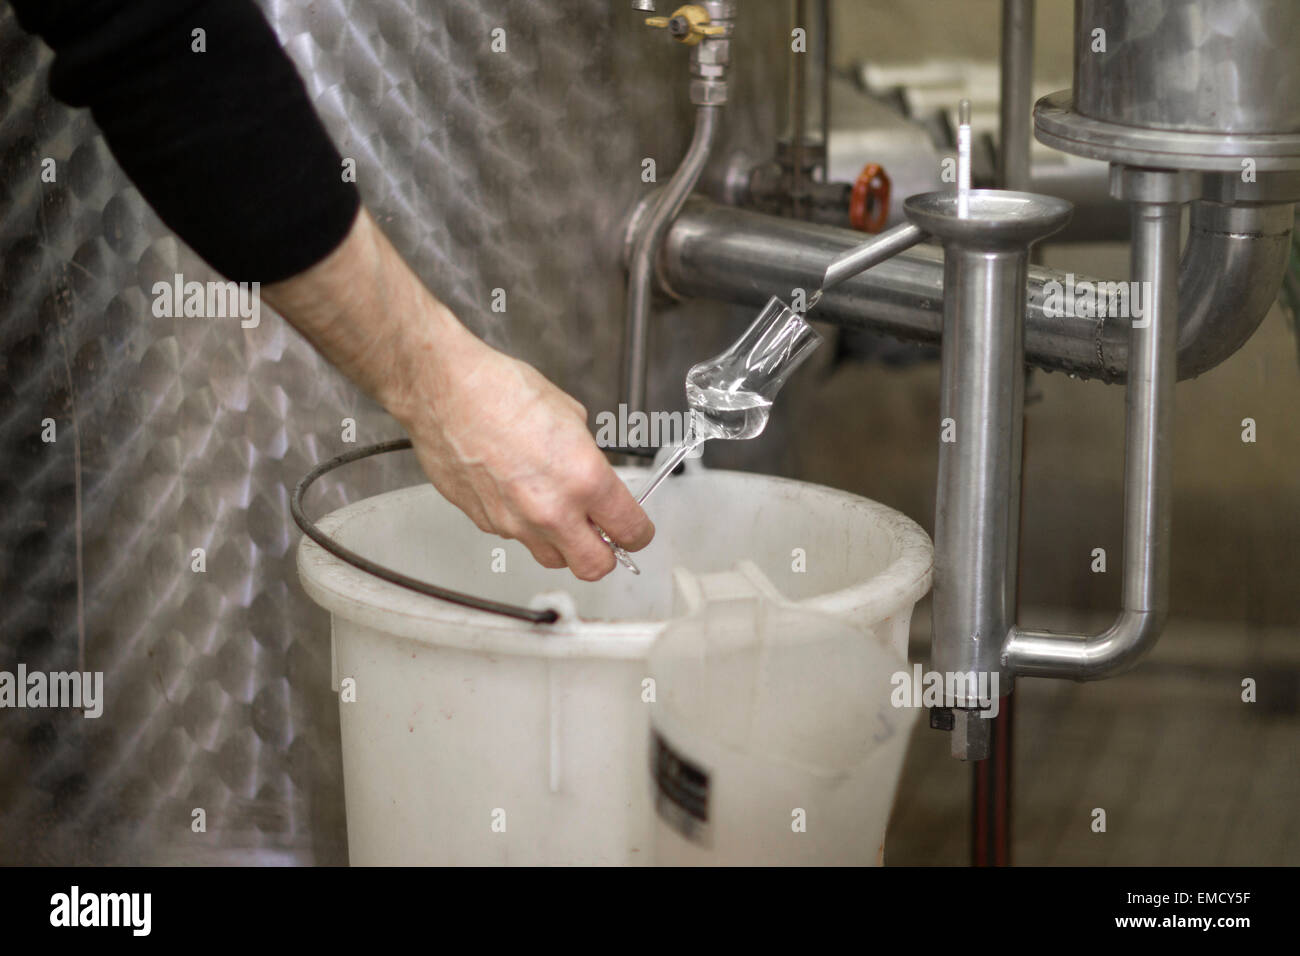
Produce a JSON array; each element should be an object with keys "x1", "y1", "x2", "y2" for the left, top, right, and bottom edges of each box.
[{"x1": 291, "y1": 439, "x2": 665, "y2": 625}]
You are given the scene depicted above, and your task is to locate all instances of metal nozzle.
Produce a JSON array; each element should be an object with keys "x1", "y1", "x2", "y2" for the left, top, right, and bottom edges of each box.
[{"x1": 821, "y1": 221, "x2": 928, "y2": 293}]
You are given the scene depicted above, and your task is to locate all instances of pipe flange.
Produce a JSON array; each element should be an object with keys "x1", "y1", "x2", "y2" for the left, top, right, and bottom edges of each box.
[
  {"x1": 1108, "y1": 166, "x2": 1199, "y2": 204},
  {"x1": 1035, "y1": 90, "x2": 1300, "y2": 174}
]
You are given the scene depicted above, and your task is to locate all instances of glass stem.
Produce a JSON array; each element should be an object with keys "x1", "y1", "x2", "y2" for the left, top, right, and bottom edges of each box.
[{"x1": 636, "y1": 438, "x2": 702, "y2": 505}]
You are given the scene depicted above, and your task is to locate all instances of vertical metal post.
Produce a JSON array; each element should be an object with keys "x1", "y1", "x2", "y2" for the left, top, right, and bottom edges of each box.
[
  {"x1": 1119, "y1": 199, "x2": 1179, "y2": 633},
  {"x1": 978, "y1": 0, "x2": 1034, "y2": 866},
  {"x1": 817, "y1": 0, "x2": 831, "y2": 178},
  {"x1": 932, "y1": 244, "x2": 1029, "y2": 692},
  {"x1": 904, "y1": 189, "x2": 1072, "y2": 761},
  {"x1": 998, "y1": 0, "x2": 1034, "y2": 192},
  {"x1": 971, "y1": 694, "x2": 1014, "y2": 865},
  {"x1": 790, "y1": 0, "x2": 807, "y2": 217}
]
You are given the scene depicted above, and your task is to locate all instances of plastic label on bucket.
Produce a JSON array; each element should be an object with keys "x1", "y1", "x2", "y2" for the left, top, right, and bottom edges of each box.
[{"x1": 652, "y1": 731, "x2": 712, "y2": 847}]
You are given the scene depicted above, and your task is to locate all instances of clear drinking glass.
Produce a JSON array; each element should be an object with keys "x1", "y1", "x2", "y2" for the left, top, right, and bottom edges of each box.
[{"x1": 597, "y1": 296, "x2": 823, "y2": 573}]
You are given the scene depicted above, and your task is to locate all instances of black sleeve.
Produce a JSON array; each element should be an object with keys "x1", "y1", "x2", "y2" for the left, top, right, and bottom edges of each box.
[{"x1": 9, "y1": 0, "x2": 361, "y2": 283}]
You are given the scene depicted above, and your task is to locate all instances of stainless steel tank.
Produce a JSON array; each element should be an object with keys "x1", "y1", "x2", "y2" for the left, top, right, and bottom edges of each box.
[
  {"x1": 1036, "y1": 0, "x2": 1300, "y2": 171},
  {"x1": 0, "y1": 0, "x2": 787, "y2": 864},
  {"x1": 1074, "y1": 0, "x2": 1300, "y2": 135}
]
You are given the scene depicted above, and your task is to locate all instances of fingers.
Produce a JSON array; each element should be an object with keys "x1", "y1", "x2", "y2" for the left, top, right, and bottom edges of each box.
[
  {"x1": 544, "y1": 519, "x2": 618, "y2": 582},
  {"x1": 510, "y1": 520, "x2": 614, "y2": 581},
  {"x1": 477, "y1": 496, "x2": 637, "y2": 582},
  {"x1": 586, "y1": 470, "x2": 655, "y2": 553},
  {"x1": 534, "y1": 457, "x2": 653, "y2": 582},
  {"x1": 490, "y1": 474, "x2": 620, "y2": 581},
  {"x1": 522, "y1": 539, "x2": 567, "y2": 570}
]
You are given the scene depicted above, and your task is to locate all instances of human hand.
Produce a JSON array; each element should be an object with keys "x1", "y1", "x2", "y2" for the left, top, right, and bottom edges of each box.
[
  {"x1": 388, "y1": 330, "x2": 655, "y2": 580},
  {"x1": 264, "y1": 208, "x2": 652, "y2": 580}
]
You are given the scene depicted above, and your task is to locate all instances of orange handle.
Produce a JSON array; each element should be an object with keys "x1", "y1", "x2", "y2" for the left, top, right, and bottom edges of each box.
[{"x1": 849, "y1": 162, "x2": 891, "y2": 233}]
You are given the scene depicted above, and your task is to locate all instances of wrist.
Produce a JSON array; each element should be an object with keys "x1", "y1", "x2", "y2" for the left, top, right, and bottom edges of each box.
[
  {"x1": 380, "y1": 296, "x2": 481, "y2": 431},
  {"x1": 262, "y1": 206, "x2": 487, "y2": 433}
]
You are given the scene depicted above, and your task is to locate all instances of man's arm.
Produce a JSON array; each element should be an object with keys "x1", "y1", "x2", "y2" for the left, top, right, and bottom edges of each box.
[
  {"x1": 12, "y1": 0, "x2": 653, "y2": 578},
  {"x1": 10, "y1": 0, "x2": 358, "y2": 281},
  {"x1": 262, "y1": 209, "x2": 653, "y2": 580}
]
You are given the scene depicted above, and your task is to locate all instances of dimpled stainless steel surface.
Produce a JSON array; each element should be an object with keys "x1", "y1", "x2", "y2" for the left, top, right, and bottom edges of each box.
[{"x1": 0, "y1": 0, "x2": 785, "y2": 863}]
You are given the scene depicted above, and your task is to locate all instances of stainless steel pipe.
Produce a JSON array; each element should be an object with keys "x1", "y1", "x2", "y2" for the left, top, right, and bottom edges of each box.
[
  {"x1": 930, "y1": 245, "x2": 1031, "y2": 684},
  {"x1": 821, "y1": 221, "x2": 927, "y2": 292},
  {"x1": 1003, "y1": 192, "x2": 1182, "y2": 680},
  {"x1": 623, "y1": 105, "x2": 722, "y2": 412},
  {"x1": 623, "y1": 0, "x2": 734, "y2": 412},
  {"x1": 903, "y1": 190, "x2": 1072, "y2": 759},
  {"x1": 998, "y1": 0, "x2": 1035, "y2": 190},
  {"x1": 655, "y1": 197, "x2": 1293, "y2": 382},
  {"x1": 1171, "y1": 201, "x2": 1295, "y2": 377}
]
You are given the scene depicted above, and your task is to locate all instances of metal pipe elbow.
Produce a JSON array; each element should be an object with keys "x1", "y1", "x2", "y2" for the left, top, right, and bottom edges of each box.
[
  {"x1": 1003, "y1": 607, "x2": 1167, "y2": 682},
  {"x1": 1090, "y1": 201, "x2": 1296, "y2": 382},
  {"x1": 1174, "y1": 201, "x2": 1295, "y2": 379}
]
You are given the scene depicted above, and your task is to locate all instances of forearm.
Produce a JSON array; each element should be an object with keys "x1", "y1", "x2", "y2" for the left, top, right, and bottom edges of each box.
[
  {"x1": 262, "y1": 206, "x2": 652, "y2": 579},
  {"x1": 262, "y1": 207, "x2": 474, "y2": 426}
]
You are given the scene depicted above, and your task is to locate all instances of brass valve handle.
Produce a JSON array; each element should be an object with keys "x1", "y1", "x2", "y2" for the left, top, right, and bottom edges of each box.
[{"x1": 645, "y1": 4, "x2": 726, "y2": 45}]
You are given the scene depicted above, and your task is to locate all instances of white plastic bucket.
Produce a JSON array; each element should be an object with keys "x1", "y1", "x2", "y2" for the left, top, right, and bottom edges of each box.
[
  {"x1": 296, "y1": 465, "x2": 932, "y2": 865},
  {"x1": 649, "y1": 576, "x2": 917, "y2": 866}
]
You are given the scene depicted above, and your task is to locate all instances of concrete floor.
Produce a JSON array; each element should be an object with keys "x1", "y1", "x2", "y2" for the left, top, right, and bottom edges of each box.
[{"x1": 885, "y1": 602, "x2": 1300, "y2": 865}]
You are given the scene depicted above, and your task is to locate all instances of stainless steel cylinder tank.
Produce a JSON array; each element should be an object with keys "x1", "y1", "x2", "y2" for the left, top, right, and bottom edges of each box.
[
  {"x1": 1036, "y1": 0, "x2": 1300, "y2": 171},
  {"x1": 1074, "y1": 0, "x2": 1300, "y2": 135}
]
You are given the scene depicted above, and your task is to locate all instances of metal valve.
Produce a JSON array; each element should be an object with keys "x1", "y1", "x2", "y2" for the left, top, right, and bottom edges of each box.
[{"x1": 645, "y1": 4, "x2": 726, "y2": 45}]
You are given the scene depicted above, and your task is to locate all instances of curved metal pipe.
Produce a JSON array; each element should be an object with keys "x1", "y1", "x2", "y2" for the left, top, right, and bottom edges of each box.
[
  {"x1": 657, "y1": 197, "x2": 1294, "y2": 382},
  {"x1": 622, "y1": 105, "x2": 721, "y2": 412},
  {"x1": 1077, "y1": 201, "x2": 1296, "y2": 380},
  {"x1": 1170, "y1": 202, "x2": 1294, "y2": 378},
  {"x1": 1003, "y1": 198, "x2": 1180, "y2": 681},
  {"x1": 1005, "y1": 609, "x2": 1164, "y2": 682}
]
